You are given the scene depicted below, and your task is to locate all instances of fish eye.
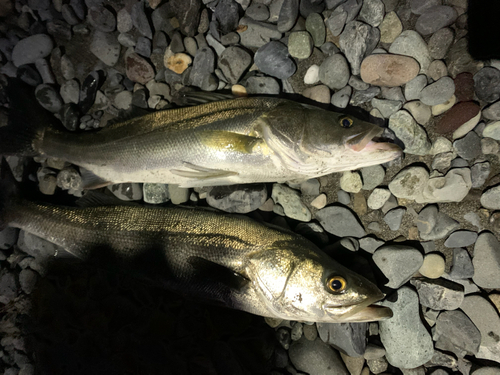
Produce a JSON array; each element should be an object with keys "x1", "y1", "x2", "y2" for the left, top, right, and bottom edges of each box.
[
  {"x1": 339, "y1": 117, "x2": 353, "y2": 128},
  {"x1": 326, "y1": 276, "x2": 347, "y2": 293}
]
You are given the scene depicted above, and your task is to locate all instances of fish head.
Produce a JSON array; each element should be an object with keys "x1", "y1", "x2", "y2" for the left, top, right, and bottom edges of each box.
[{"x1": 246, "y1": 241, "x2": 392, "y2": 323}]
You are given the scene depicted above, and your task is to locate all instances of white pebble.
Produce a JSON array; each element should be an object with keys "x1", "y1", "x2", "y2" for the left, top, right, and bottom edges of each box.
[
  {"x1": 419, "y1": 253, "x2": 446, "y2": 279},
  {"x1": 304, "y1": 64, "x2": 320, "y2": 85},
  {"x1": 340, "y1": 171, "x2": 362, "y2": 193},
  {"x1": 311, "y1": 194, "x2": 327, "y2": 209},
  {"x1": 367, "y1": 188, "x2": 392, "y2": 210}
]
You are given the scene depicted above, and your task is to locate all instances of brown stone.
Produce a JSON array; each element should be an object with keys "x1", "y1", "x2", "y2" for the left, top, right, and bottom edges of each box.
[
  {"x1": 166, "y1": 53, "x2": 192, "y2": 74},
  {"x1": 360, "y1": 54, "x2": 420, "y2": 87},
  {"x1": 126, "y1": 52, "x2": 155, "y2": 84},
  {"x1": 454, "y1": 72, "x2": 475, "y2": 102},
  {"x1": 352, "y1": 192, "x2": 367, "y2": 216},
  {"x1": 436, "y1": 101, "x2": 481, "y2": 134}
]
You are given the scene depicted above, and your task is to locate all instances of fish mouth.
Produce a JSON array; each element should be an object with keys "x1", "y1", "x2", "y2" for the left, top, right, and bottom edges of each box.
[
  {"x1": 345, "y1": 127, "x2": 402, "y2": 156},
  {"x1": 323, "y1": 303, "x2": 393, "y2": 323}
]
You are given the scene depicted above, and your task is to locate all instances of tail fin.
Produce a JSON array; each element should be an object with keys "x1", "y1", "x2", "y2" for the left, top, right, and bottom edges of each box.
[
  {"x1": 0, "y1": 78, "x2": 53, "y2": 157},
  {"x1": 0, "y1": 158, "x2": 20, "y2": 230}
]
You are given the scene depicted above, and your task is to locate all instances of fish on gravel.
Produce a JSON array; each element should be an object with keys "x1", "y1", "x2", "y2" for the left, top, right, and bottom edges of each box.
[
  {"x1": 0, "y1": 80, "x2": 401, "y2": 188},
  {"x1": 0, "y1": 164, "x2": 392, "y2": 323}
]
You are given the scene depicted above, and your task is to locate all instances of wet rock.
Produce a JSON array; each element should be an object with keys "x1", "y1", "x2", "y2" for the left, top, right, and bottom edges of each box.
[
  {"x1": 453, "y1": 132, "x2": 481, "y2": 160},
  {"x1": 472, "y1": 232, "x2": 500, "y2": 288},
  {"x1": 373, "y1": 245, "x2": 423, "y2": 288},
  {"x1": 207, "y1": 184, "x2": 267, "y2": 213},
  {"x1": 384, "y1": 207, "x2": 405, "y2": 231},
  {"x1": 461, "y1": 295, "x2": 500, "y2": 363},
  {"x1": 317, "y1": 322, "x2": 367, "y2": 357},
  {"x1": 474, "y1": 67, "x2": 500, "y2": 103},
  {"x1": 90, "y1": 31, "x2": 121, "y2": 67},
  {"x1": 379, "y1": 287, "x2": 434, "y2": 368},
  {"x1": 379, "y1": 11, "x2": 402, "y2": 43},
  {"x1": 388, "y1": 165, "x2": 429, "y2": 200},
  {"x1": 316, "y1": 206, "x2": 366, "y2": 238},
  {"x1": 389, "y1": 30, "x2": 431, "y2": 74},
  {"x1": 444, "y1": 230, "x2": 478, "y2": 248},
  {"x1": 419, "y1": 77, "x2": 455, "y2": 106},
  {"x1": 389, "y1": 110, "x2": 431, "y2": 155},
  {"x1": 143, "y1": 183, "x2": 170, "y2": 204},
  {"x1": 410, "y1": 278, "x2": 464, "y2": 310},
  {"x1": 12, "y1": 34, "x2": 54, "y2": 67},
  {"x1": 448, "y1": 247, "x2": 474, "y2": 279},
  {"x1": 254, "y1": 41, "x2": 296, "y2": 79},
  {"x1": 219, "y1": 46, "x2": 252, "y2": 84},
  {"x1": 239, "y1": 17, "x2": 282, "y2": 48},
  {"x1": 288, "y1": 31, "x2": 313, "y2": 59},
  {"x1": 35, "y1": 84, "x2": 63, "y2": 113},
  {"x1": 289, "y1": 337, "x2": 349, "y2": 375},
  {"x1": 415, "y1": 6, "x2": 457, "y2": 36},
  {"x1": 272, "y1": 183, "x2": 311, "y2": 222},
  {"x1": 278, "y1": 0, "x2": 299, "y2": 32},
  {"x1": 339, "y1": 21, "x2": 374, "y2": 75},
  {"x1": 416, "y1": 205, "x2": 459, "y2": 241},
  {"x1": 246, "y1": 76, "x2": 280, "y2": 94},
  {"x1": 419, "y1": 253, "x2": 445, "y2": 279},
  {"x1": 319, "y1": 54, "x2": 350, "y2": 89},
  {"x1": 360, "y1": 54, "x2": 420, "y2": 87},
  {"x1": 126, "y1": 53, "x2": 155, "y2": 84},
  {"x1": 434, "y1": 310, "x2": 481, "y2": 358}
]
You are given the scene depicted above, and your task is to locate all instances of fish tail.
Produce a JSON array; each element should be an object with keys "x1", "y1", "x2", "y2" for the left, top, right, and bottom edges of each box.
[
  {"x1": 0, "y1": 158, "x2": 20, "y2": 230},
  {"x1": 0, "y1": 78, "x2": 52, "y2": 157}
]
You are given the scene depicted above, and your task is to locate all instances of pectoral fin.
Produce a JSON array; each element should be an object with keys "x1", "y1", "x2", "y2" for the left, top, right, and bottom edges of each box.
[
  {"x1": 198, "y1": 130, "x2": 264, "y2": 154},
  {"x1": 171, "y1": 162, "x2": 238, "y2": 180},
  {"x1": 187, "y1": 256, "x2": 249, "y2": 291}
]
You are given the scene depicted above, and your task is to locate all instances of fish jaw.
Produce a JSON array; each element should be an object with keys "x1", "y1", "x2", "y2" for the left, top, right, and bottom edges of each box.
[{"x1": 322, "y1": 301, "x2": 393, "y2": 323}]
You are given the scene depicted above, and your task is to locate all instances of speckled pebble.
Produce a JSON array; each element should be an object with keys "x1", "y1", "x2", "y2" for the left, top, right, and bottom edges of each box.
[
  {"x1": 367, "y1": 188, "x2": 391, "y2": 210},
  {"x1": 389, "y1": 110, "x2": 431, "y2": 155},
  {"x1": 272, "y1": 184, "x2": 311, "y2": 222},
  {"x1": 389, "y1": 165, "x2": 429, "y2": 200},
  {"x1": 379, "y1": 11, "x2": 402, "y2": 43},
  {"x1": 319, "y1": 54, "x2": 350, "y2": 89},
  {"x1": 403, "y1": 101, "x2": 431, "y2": 125},
  {"x1": 288, "y1": 31, "x2": 313, "y2": 59},
  {"x1": 340, "y1": 170, "x2": 363, "y2": 193},
  {"x1": 331, "y1": 86, "x2": 352, "y2": 108}
]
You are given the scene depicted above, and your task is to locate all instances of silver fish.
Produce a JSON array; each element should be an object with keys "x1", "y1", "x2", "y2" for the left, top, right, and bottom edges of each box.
[
  {"x1": 0, "y1": 82, "x2": 401, "y2": 188},
  {"x1": 0, "y1": 175, "x2": 392, "y2": 323}
]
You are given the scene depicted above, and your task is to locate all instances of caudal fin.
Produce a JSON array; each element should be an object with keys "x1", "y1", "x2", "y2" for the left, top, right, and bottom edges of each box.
[
  {"x1": 0, "y1": 78, "x2": 53, "y2": 157},
  {"x1": 0, "y1": 158, "x2": 20, "y2": 230}
]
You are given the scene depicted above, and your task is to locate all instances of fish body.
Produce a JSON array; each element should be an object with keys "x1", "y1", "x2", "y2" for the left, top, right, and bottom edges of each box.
[
  {"x1": 1, "y1": 82, "x2": 401, "y2": 188},
  {"x1": 0, "y1": 176, "x2": 391, "y2": 323}
]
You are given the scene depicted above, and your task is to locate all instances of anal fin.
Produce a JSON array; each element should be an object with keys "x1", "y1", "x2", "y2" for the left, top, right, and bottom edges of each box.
[
  {"x1": 171, "y1": 162, "x2": 238, "y2": 180},
  {"x1": 80, "y1": 167, "x2": 113, "y2": 189}
]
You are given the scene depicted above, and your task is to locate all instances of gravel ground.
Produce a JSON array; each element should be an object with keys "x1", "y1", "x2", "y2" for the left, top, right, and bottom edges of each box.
[{"x1": 1, "y1": 0, "x2": 500, "y2": 374}]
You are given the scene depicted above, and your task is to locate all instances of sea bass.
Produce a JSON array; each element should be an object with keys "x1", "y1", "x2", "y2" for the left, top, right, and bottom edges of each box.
[
  {"x1": 0, "y1": 177, "x2": 392, "y2": 323},
  {"x1": 0, "y1": 81, "x2": 401, "y2": 188}
]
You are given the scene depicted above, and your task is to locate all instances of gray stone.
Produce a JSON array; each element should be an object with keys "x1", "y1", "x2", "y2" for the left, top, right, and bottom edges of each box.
[
  {"x1": 246, "y1": 3, "x2": 269, "y2": 21},
  {"x1": 305, "y1": 13, "x2": 325, "y2": 47},
  {"x1": 207, "y1": 184, "x2": 267, "y2": 213},
  {"x1": 415, "y1": 6, "x2": 457, "y2": 36},
  {"x1": 289, "y1": 337, "x2": 349, "y2": 375},
  {"x1": 317, "y1": 322, "x2": 367, "y2": 357},
  {"x1": 190, "y1": 47, "x2": 215, "y2": 88},
  {"x1": 239, "y1": 17, "x2": 282, "y2": 48},
  {"x1": 349, "y1": 76, "x2": 370, "y2": 91},
  {"x1": 143, "y1": 183, "x2": 170, "y2": 204},
  {"x1": 471, "y1": 161, "x2": 490, "y2": 188},
  {"x1": 277, "y1": 0, "x2": 299, "y2": 32},
  {"x1": 388, "y1": 166, "x2": 429, "y2": 200},
  {"x1": 254, "y1": 41, "x2": 296, "y2": 79},
  {"x1": 384, "y1": 207, "x2": 405, "y2": 231},
  {"x1": 331, "y1": 85, "x2": 352, "y2": 108},
  {"x1": 246, "y1": 76, "x2": 280, "y2": 94},
  {"x1": 472, "y1": 232, "x2": 500, "y2": 288},
  {"x1": 418, "y1": 168, "x2": 472, "y2": 204},
  {"x1": 410, "y1": 0, "x2": 441, "y2": 14},
  {"x1": 288, "y1": 31, "x2": 313, "y2": 59},
  {"x1": 410, "y1": 278, "x2": 464, "y2": 310},
  {"x1": 131, "y1": 1, "x2": 152, "y2": 38},
  {"x1": 215, "y1": 0, "x2": 240, "y2": 34},
  {"x1": 428, "y1": 27, "x2": 454, "y2": 60},
  {"x1": 379, "y1": 287, "x2": 434, "y2": 368},
  {"x1": 364, "y1": 344, "x2": 386, "y2": 360},
  {"x1": 434, "y1": 310, "x2": 481, "y2": 358},
  {"x1": 315, "y1": 206, "x2": 366, "y2": 237},
  {"x1": 219, "y1": 46, "x2": 252, "y2": 84},
  {"x1": 12, "y1": 34, "x2": 54, "y2": 67},
  {"x1": 389, "y1": 30, "x2": 432, "y2": 74},
  {"x1": 88, "y1": 5, "x2": 116, "y2": 32},
  {"x1": 326, "y1": 7, "x2": 348, "y2": 36},
  {"x1": 337, "y1": 190, "x2": 351, "y2": 205},
  {"x1": 135, "y1": 36, "x2": 151, "y2": 58},
  {"x1": 484, "y1": 101, "x2": 500, "y2": 120},
  {"x1": 0, "y1": 227, "x2": 18, "y2": 250},
  {"x1": 90, "y1": 31, "x2": 121, "y2": 67},
  {"x1": 474, "y1": 67, "x2": 500, "y2": 103},
  {"x1": 358, "y1": 0, "x2": 384, "y2": 27},
  {"x1": 367, "y1": 357, "x2": 388, "y2": 374},
  {"x1": 405, "y1": 75, "x2": 428, "y2": 101},
  {"x1": 117, "y1": 8, "x2": 133, "y2": 33},
  {"x1": 483, "y1": 121, "x2": 500, "y2": 140},
  {"x1": 319, "y1": 54, "x2": 350, "y2": 90},
  {"x1": 453, "y1": 132, "x2": 482, "y2": 160},
  {"x1": 60, "y1": 79, "x2": 80, "y2": 104},
  {"x1": 472, "y1": 368, "x2": 500, "y2": 375},
  {"x1": 373, "y1": 245, "x2": 423, "y2": 288},
  {"x1": 303, "y1": 324, "x2": 318, "y2": 341},
  {"x1": 295, "y1": 222, "x2": 329, "y2": 246},
  {"x1": 419, "y1": 77, "x2": 455, "y2": 106},
  {"x1": 481, "y1": 186, "x2": 500, "y2": 210},
  {"x1": 0, "y1": 271, "x2": 18, "y2": 304},
  {"x1": 389, "y1": 110, "x2": 431, "y2": 155},
  {"x1": 350, "y1": 86, "x2": 381, "y2": 106},
  {"x1": 444, "y1": 230, "x2": 478, "y2": 248},
  {"x1": 416, "y1": 205, "x2": 460, "y2": 241},
  {"x1": 291, "y1": 322, "x2": 303, "y2": 341},
  {"x1": 35, "y1": 84, "x2": 63, "y2": 113},
  {"x1": 19, "y1": 268, "x2": 37, "y2": 294},
  {"x1": 272, "y1": 184, "x2": 311, "y2": 222},
  {"x1": 371, "y1": 98, "x2": 402, "y2": 118},
  {"x1": 360, "y1": 165, "x2": 385, "y2": 191},
  {"x1": 339, "y1": 21, "x2": 373, "y2": 75},
  {"x1": 359, "y1": 237, "x2": 385, "y2": 253},
  {"x1": 461, "y1": 295, "x2": 500, "y2": 363},
  {"x1": 108, "y1": 183, "x2": 143, "y2": 201},
  {"x1": 428, "y1": 59, "x2": 448, "y2": 81},
  {"x1": 340, "y1": 171, "x2": 362, "y2": 193}
]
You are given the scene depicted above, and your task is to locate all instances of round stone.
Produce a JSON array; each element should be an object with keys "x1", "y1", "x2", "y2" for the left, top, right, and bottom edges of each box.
[
  {"x1": 90, "y1": 31, "x2": 121, "y2": 67},
  {"x1": 367, "y1": 188, "x2": 391, "y2": 210},
  {"x1": 379, "y1": 11, "x2": 402, "y2": 43},
  {"x1": 304, "y1": 64, "x2": 320, "y2": 85},
  {"x1": 454, "y1": 72, "x2": 475, "y2": 102},
  {"x1": 12, "y1": 34, "x2": 54, "y2": 67},
  {"x1": 246, "y1": 3, "x2": 270, "y2": 21},
  {"x1": 415, "y1": 6, "x2": 458, "y2": 36},
  {"x1": 388, "y1": 166, "x2": 429, "y2": 199},
  {"x1": 340, "y1": 171, "x2": 362, "y2": 193},
  {"x1": 254, "y1": 41, "x2": 296, "y2": 79},
  {"x1": 305, "y1": 13, "x2": 325, "y2": 47},
  {"x1": 404, "y1": 101, "x2": 431, "y2": 125},
  {"x1": 419, "y1": 253, "x2": 446, "y2": 279},
  {"x1": 419, "y1": 77, "x2": 455, "y2": 106},
  {"x1": 428, "y1": 27, "x2": 454, "y2": 60},
  {"x1": 360, "y1": 54, "x2": 420, "y2": 87},
  {"x1": 126, "y1": 52, "x2": 155, "y2": 84},
  {"x1": 474, "y1": 67, "x2": 500, "y2": 103},
  {"x1": 288, "y1": 31, "x2": 314, "y2": 59},
  {"x1": 428, "y1": 60, "x2": 448, "y2": 81},
  {"x1": 319, "y1": 54, "x2": 350, "y2": 89},
  {"x1": 389, "y1": 30, "x2": 432, "y2": 74}
]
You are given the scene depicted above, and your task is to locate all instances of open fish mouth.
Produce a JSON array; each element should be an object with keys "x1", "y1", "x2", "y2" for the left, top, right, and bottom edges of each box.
[
  {"x1": 323, "y1": 303, "x2": 393, "y2": 323},
  {"x1": 345, "y1": 128, "x2": 402, "y2": 155}
]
